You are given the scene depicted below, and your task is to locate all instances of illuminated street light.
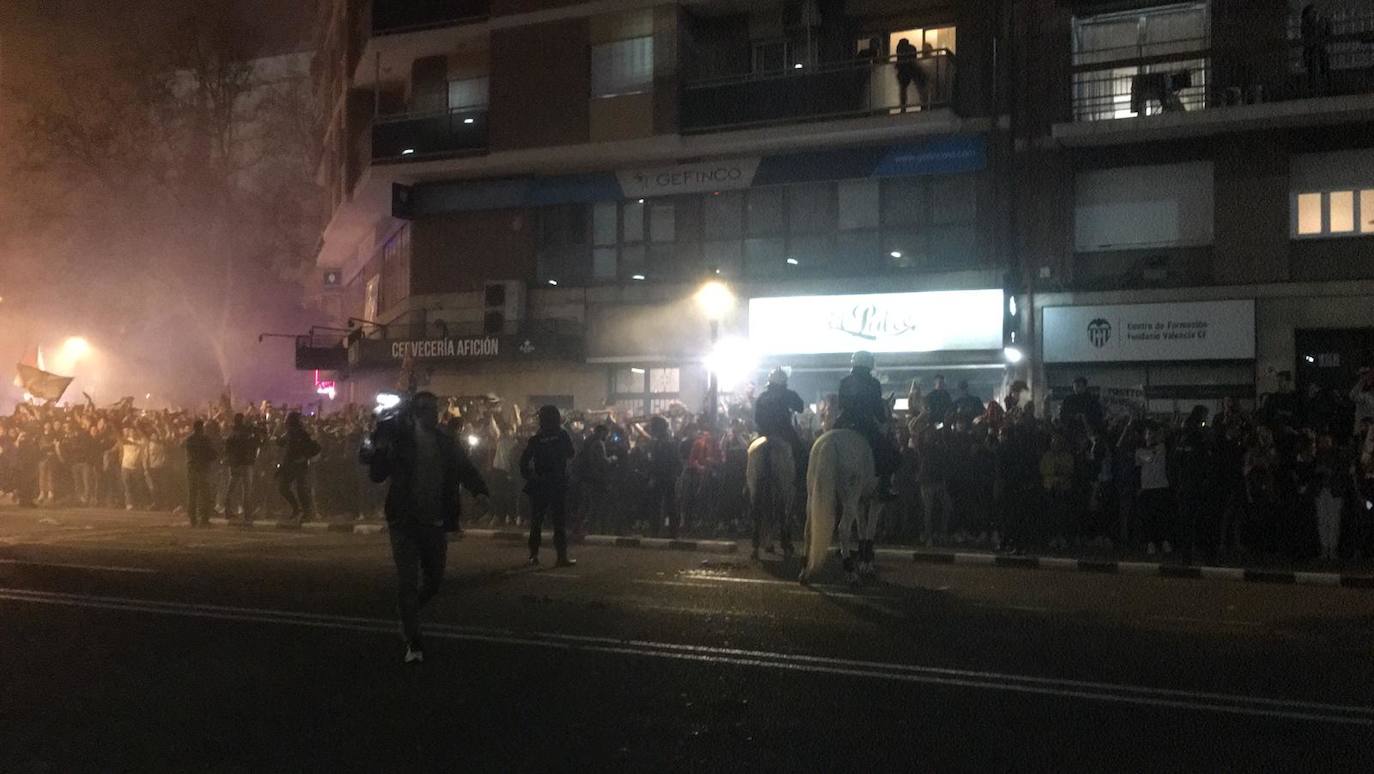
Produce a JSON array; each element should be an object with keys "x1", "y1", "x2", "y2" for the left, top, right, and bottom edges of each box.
[
  {"x1": 695, "y1": 279, "x2": 736, "y2": 427},
  {"x1": 1004, "y1": 346, "x2": 1024, "y2": 364},
  {"x1": 695, "y1": 280, "x2": 735, "y2": 322}
]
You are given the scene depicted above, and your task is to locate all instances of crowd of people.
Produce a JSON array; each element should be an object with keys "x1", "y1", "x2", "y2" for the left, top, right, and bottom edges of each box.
[{"x1": 5, "y1": 362, "x2": 1374, "y2": 565}]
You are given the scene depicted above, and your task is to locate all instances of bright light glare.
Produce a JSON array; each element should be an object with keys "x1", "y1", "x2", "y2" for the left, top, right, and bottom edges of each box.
[
  {"x1": 889, "y1": 251, "x2": 903, "y2": 259},
  {"x1": 401, "y1": 148, "x2": 415, "y2": 155},
  {"x1": 63, "y1": 337, "x2": 91, "y2": 358},
  {"x1": 467, "y1": 434, "x2": 481, "y2": 447},
  {"x1": 376, "y1": 393, "x2": 402, "y2": 410},
  {"x1": 631, "y1": 274, "x2": 646, "y2": 281},
  {"x1": 695, "y1": 280, "x2": 735, "y2": 321},
  {"x1": 547, "y1": 279, "x2": 558, "y2": 286},
  {"x1": 1004, "y1": 346, "x2": 1024, "y2": 364},
  {"x1": 786, "y1": 258, "x2": 799, "y2": 265},
  {"x1": 705, "y1": 336, "x2": 758, "y2": 392},
  {"x1": 463, "y1": 118, "x2": 474, "y2": 124}
]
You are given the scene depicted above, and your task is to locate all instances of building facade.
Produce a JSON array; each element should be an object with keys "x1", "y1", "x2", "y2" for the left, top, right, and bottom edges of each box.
[
  {"x1": 1018, "y1": 0, "x2": 1374, "y2": 416},
  {"x1": 305, "y1": 0, "x2": 1374, "y2": 418}
]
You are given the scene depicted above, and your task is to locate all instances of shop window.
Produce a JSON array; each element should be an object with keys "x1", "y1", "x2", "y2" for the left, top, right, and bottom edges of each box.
[
  {"x1": 703, "y1": 240, "x2": 742, "y2": 276},
  {"x1": 538, "y1": 205, "x2": 590, "y2": 283},
  {"x1": 788, "y1": 182, "x2": 835, "y2": 234},
  {"x1": 622, "y1": 200, "x2": 645, "y2": 242},
  {"x1": 746, "y1": 188, "x2": 785, "y2": 236},
  {"x1": 932, "y1": 175, "x2": 977, "y2": 225},
  {"x1": 593, "y1": 248, "x2": 617, "y2": 280},
  {"x1": 704, "y1": 191, "x2": 743, "y2": 240},
  {"x1": 837, "y1": 230, "x2": 881, "y2": 269},
  {"x1": 610, "y1": 366, "x2": 680, "y2": 417},
  {"x1": 838, "y1": 180, "x2": 880, "y2": 230},
  {"x1": 650, "y1": 204, "x2": 675, "y2": 242},
  {"x1": 593, "y1": 201, "x2": 618, "y2": 245},
  {"x1": 929, "y1": 226, "x2": 977, "y2": 269},
  {"x1": 882, "y1": 230, "x2": 924, "y2": 269},
  {"x1": 881, "y1": 178, "x2": 926, "y2": 226},
  {"x1": 620, "y1": 244, "x2": 646, "y2": 274},
  {"x1": 591, "y1": 36, "x2": 654, "y2": 98},
  {"x1": 788, "y1": 234, "x2": 833, "y2": 269},
  {"x1": 1291, "y1": 188, "x2": 1374, "y2": 238},
  {"x1": 613, "y1": 368, "x2": 643, "y2": 395},
  {"x1": 744, "y1": 237, "x2": 786, "y2": 276},
  {"x1": 649, "y1": 367, "x2": 679, "y2": 394}
]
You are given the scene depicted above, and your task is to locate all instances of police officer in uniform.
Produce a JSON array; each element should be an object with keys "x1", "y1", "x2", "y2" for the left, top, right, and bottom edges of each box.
[
  {"x1": 754, "y1": 367, "x2": 806, "y2": 480},
  {"x1": 519, "y1": 405, "x2": 577, "y2": 567},
  {"x1": 836, "y1": 351, "x2": 900, "y2": 500}
]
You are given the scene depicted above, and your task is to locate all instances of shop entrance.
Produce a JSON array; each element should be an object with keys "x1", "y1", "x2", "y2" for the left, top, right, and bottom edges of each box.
[{"x1": 1295, "y1": 328, "x2": 1374, "y2": 393}]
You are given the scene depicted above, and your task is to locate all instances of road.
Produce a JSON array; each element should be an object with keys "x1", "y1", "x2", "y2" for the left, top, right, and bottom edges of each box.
[{"x1": 2, "y1": 506, "x2": 1372, "y2": 772}]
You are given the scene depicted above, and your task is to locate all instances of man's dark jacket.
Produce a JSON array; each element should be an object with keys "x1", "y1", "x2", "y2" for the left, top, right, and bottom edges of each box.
[
  {"x1": 367, "y1": 417, "x2": 489, "y2": 532},
  {"x1": 836, "y1": 368, "x2": 888, "y2": 430}
]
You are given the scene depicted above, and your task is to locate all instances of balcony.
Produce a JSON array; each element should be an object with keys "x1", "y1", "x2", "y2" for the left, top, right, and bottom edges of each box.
[
  {"x1": 680, "y1": 50, "x2": 955, "y2": 134},
  {"x1": 371, "y1": 106, "x2": 488, "y2": 163},
  {"x1": 1060, "y1": 21, "x2": 1374, "y2": 143},
  {"x1": 369, "y1": 0, "x2": 489, "y2": 35}
]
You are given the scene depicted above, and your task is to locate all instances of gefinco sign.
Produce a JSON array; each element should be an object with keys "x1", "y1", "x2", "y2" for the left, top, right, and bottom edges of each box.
[{"x1": 748, "y1": 290, "x2": 1003, "y2": 356}]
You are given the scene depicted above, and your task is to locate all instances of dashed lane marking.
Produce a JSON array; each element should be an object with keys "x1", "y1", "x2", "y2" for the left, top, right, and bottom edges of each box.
[
  {"x1": 0, "y1": 559, "x2": 157, "y2": 574},
  {"x1": 0, "y1": 586, "x2": 1369, "y2": 727}
]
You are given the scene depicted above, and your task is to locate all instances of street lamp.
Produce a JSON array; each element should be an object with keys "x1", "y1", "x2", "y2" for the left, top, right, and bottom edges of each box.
[{"x1": 695, "y1": 280, "x2": 735, "y2": 427}]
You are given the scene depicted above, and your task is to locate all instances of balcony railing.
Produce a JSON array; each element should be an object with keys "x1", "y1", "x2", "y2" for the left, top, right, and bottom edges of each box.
[
  {"x1": 370, "y1": 0, "x2": 489, "y2": 35},
  {"x1": 371, "y1": 106, "x2": 488, "y2": 162},
  {"x1": 680, "y1": 50, "x2": 955, "y2": 134},
  {"x1": 1070, "y1": 28, "x2": 1374, "y2": 123}
]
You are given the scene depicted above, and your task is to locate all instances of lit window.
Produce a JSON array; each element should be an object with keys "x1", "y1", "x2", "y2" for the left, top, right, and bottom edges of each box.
[
  {"x1": 1297, "y1": 192, "x2": 1323, "y2": 235},
  {"x1": 591, "y1": 36, "x2": 653, "y2": 97},
  {"x1": 1362, "y1": 190, "x2": 1374, "y2": 234},
  {"x1": 1330, "y1": 191, "x2": 1355, "y2": 232}
]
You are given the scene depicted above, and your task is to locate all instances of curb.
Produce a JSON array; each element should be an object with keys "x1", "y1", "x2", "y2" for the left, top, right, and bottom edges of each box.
[
  {"x1": 179, "y1": 521, "x2": 737, "y2": 553},
  {"x1": 461, "y1": 528, "x2": 738, "y2": 555},
  {"x1": 900, "y1": 548, "x2": 1374, "y2": 589},
  {"x1": 163, "y1": 520, "x2": 1374, "y2": 583}
]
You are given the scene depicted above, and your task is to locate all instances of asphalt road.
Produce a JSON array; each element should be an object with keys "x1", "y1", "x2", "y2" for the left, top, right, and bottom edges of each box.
[{"x1": 2, "y1": 506, "x2": 1373, "y2": 773}]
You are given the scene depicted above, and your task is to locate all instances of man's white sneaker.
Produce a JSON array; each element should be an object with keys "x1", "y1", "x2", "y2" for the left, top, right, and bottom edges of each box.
[{"x1": 404, "y1": 647, "x2": 424, "y2": 664}]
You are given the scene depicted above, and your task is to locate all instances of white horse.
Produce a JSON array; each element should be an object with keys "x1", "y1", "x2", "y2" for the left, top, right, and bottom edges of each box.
[
  {"x1": 746, "y1": 436, "x2": 797, "y2": 559},
  {"x1": 800, "y1": 429, "x2": 883, "y2": 585}
]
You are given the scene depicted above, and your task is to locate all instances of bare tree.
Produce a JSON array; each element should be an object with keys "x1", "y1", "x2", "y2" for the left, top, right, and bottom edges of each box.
[{"x1": 2, "y1": 6, "x2": 323, "y2": 400}]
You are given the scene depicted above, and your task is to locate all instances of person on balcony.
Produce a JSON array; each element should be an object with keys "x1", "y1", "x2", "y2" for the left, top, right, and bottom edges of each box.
[{"x1": 895, "y1": 38, "x2": 926, "y2": 113}]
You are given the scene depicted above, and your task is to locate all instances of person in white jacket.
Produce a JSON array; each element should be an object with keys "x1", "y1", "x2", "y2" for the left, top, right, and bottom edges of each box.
[{"x1": 119, "y1": 427, "x2": 147, "y2": 510}]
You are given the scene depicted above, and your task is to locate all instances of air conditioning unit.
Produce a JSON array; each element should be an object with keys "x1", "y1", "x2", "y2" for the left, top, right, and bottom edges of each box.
[{"x1": 483, "y1": 280, "x2": 526, "y2": 335}]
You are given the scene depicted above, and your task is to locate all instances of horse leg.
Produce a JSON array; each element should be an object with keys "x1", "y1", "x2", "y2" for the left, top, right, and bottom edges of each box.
[{"x1": 838, "y1": 486, "x2": 862, "y2": 586}]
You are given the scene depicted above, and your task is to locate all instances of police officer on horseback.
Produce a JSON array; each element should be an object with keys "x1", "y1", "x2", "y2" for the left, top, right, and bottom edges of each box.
[
  {"x1": 754, "y1": 367, "x2": 806, "y2": 479},
  {"x1": 835, "y1": 351, "x2": 900, "y2": 500}
]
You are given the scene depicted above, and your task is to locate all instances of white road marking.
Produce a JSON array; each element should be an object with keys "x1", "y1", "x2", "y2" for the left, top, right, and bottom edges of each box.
[
  {"x1": 1147, "y1": 615, "x2": 1263, "y2": 628},
  {"x1": 0, "y1": 586, "x2": 1368, "y2": 727},
  {"x1": 0, "y1": 559, "x2": 156, "y2": 574}
]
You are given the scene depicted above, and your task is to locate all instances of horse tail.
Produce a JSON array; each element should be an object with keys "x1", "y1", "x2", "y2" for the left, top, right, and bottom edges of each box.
[{"x1": 805, "y1": 433, "x2": 837, "y2": 574}]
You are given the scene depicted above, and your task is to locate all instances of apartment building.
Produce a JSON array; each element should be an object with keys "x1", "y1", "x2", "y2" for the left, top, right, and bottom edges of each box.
[
  {"x1": 304, "y1": 0, "x2": 1374, "y2": 417},
  {"x1": 1017, "y1": 0, "x2": 1374, "y2": 415},
  {"x1": 304, "y1": 0, "x2": 1014, "y2": 412}
]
